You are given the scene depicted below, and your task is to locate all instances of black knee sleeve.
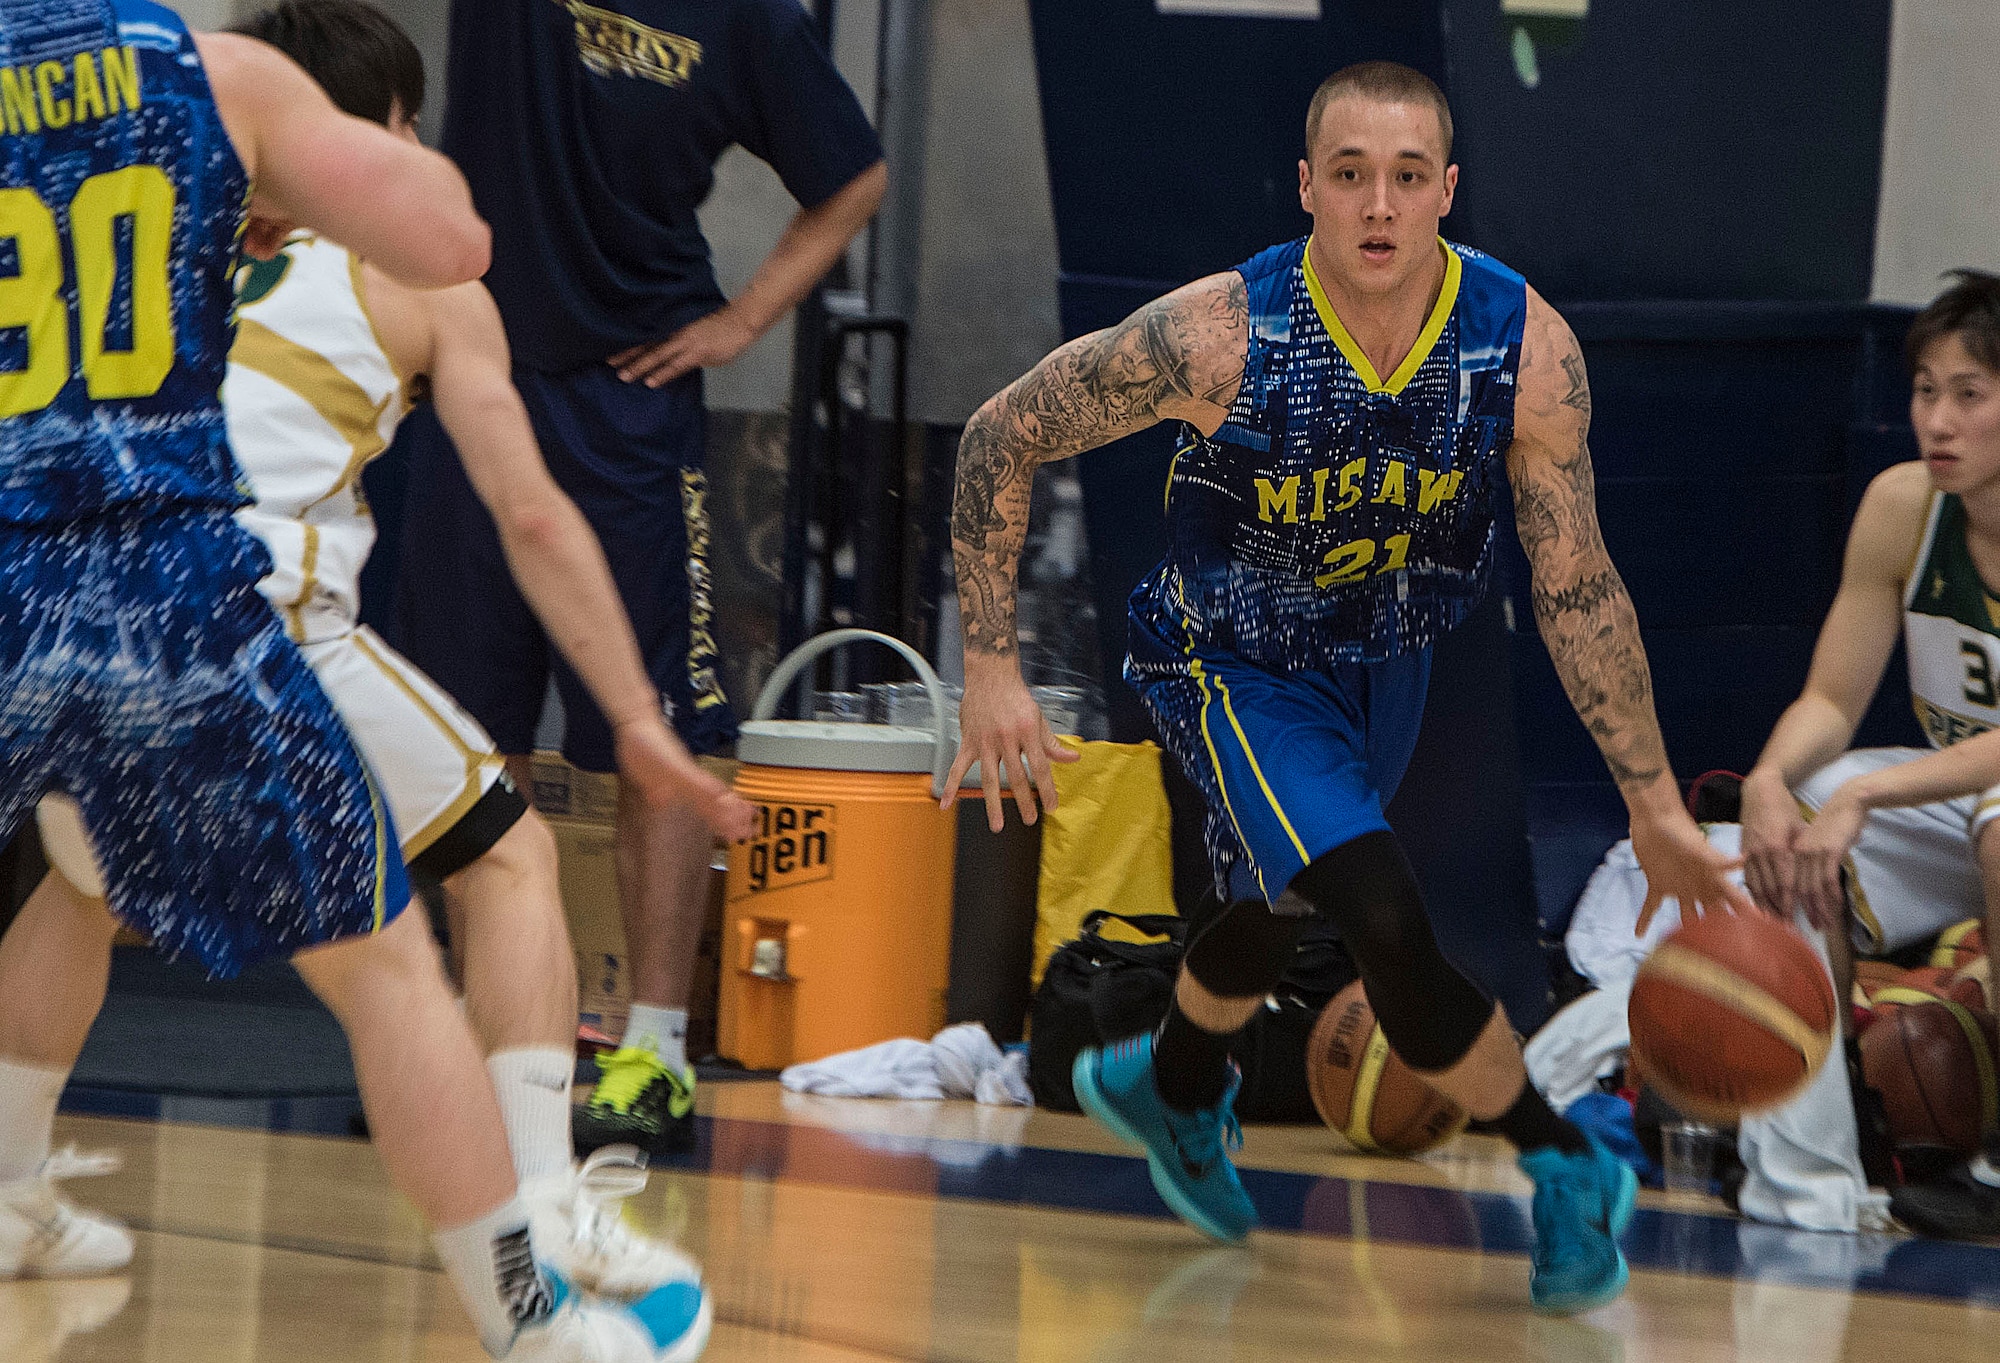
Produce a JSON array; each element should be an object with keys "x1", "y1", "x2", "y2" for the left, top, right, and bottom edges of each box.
[
  {"x1": 1180, "y1": 890, "x2": 1310, "y2": 999},
  {"x1": 1289, "y1": 830, "x2": 1492, "y2": 1072}
]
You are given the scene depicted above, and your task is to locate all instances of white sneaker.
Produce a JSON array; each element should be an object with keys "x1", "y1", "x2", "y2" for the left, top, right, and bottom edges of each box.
[
  {"x1": 522, "y1": 1147, "x2": 703, "y2": 1299},
  {"x1": 508, "y1": 1272, "x2": 713, "y2": 1363},
  {"x1": 0, "y1": 1149, "x2": 135, "y2": 1279}
]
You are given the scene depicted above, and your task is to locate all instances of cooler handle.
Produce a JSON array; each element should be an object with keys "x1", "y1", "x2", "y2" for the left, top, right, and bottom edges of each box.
[{"x1": 750, "y1": 628, "x2": 952, "y2": 799}]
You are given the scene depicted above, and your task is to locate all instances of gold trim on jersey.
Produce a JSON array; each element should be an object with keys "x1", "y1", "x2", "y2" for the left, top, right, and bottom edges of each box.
[
  {"x1": 232, "y1": 317, "x2": 397, "y2": 631},
  {"x1": 350, "y1": 629, "x2": 501, "y2": 859},
  {"x1": 347, "y1": 251, "x2": 412, "y2": 390},
  {"x1": 1301, "y1": 237, "x2": 1462, "y2": 397}
]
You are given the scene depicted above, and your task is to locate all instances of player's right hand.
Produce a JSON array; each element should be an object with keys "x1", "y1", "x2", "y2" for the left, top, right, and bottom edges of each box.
[
  {"x1": 1740, "y1": 765, "x2": 1807, "y2": 917},
  {"x1": 614, "y1": 717, "x2": 757, "y2": 842},
  {"x1": 942, "y1": 662, "x2": 1079, "y2": 832}
]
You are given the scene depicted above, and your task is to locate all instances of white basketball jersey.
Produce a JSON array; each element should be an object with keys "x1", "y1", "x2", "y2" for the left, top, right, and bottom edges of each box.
[
  {"x1": 227, "y1": 236, "x2": 408, "y2": 644},
  {"x1": 1903, "y1": 491, "x2": 2000, "y2": 748}
]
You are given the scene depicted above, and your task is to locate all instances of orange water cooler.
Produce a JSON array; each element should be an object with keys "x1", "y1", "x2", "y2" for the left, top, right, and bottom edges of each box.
[{"x1": 718, "y1": 630, "x2": 958, "y2": 1071}]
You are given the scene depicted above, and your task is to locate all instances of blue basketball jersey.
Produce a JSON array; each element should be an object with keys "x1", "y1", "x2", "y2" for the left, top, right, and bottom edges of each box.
[
  {"x1": 0, "y1": 0, "x2": 247, "y2": 524},
  {"x1": 1138, "y1": 236, "x2": 1527, "y2": 670}
]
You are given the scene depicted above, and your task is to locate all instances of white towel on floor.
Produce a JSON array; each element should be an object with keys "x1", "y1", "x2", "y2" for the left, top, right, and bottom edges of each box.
[
  {"x1": 1735, "y1": 922, "x2": 1893, "y2": 1233},
  {"x1": 1524, "y1": 984, "x2": 1633, "y2": 1114},
  {"x1": 778, "y1": 1023, "x2": 1033, "y2": 1105}
]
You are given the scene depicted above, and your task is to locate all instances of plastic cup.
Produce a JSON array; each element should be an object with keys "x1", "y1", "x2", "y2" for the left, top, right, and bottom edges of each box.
[
  {"x1": 813, "y1": 690, "x2": 870, "y2": 724},
  {"x1": 1662, "y1": 1120, "x2": 1721, "y2": 1194}
]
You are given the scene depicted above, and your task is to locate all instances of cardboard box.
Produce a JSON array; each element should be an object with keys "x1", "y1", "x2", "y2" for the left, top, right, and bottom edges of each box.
[
  {"x1": 529, "y1": 751, "x2": 621, "y2": 822},
  {"x1": 547, "y1": 811, "x2": 728, "y2": 1050},
  {"x1": 547, "y1": 814, "x2": 629, "y2": 1038}
]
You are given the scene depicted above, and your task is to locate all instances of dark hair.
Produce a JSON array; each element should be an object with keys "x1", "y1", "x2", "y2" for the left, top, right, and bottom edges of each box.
[
  {"x1": 1305, "y1": 61, "x2": 1453, "y2": 165},
  {"x1": 231, "y1": 0, "x2": 424, "y2": 127},
  {"x1": 1907, "y1": 270, "x2": 2000, "y2": 376}
]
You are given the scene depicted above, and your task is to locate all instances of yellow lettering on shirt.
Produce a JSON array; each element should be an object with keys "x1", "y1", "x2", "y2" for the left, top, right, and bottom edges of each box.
[
  {"x1": 0, "y1": 47, "x2": 137, "y2": 134},
  {"x1": 561, "y1": 1, "x2": 704, "y2": 88},
  {"x1": 35, "y1": 61, "x2": 69, "y2": 129},
  {"x1": 70, "y1": 52, "x2": 106, "y2": 123},
  {"x1": 1370, "y1": 459, "x2": 1407, "y2": 507},
  {"x1": 1417, "y1": 467, "x2": 1463, "y2": 514},
  {"x1": 1256, "y1": 475, "x2": 1301, "y2": 524}
]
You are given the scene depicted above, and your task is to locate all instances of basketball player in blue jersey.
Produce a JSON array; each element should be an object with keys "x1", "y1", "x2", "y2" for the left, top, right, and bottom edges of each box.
[
  {"x1": 0, "y1": 4, "x2": 712, "y2": 1358},
  {"x1": 946, "y1": 62, "x2": 1750, "y2": 1314}
]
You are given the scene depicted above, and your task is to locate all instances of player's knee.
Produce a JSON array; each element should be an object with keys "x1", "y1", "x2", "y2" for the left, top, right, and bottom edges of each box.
[
  {"x1": 453, "y1": 807, "x2": 559, "y2": 897},
  {"x1": 1290, "y1": 831, "x2": 1491, "y2": 1071},
  {"x1": 1182, "y1": 893, "x2": 1308, "y2": 999}
]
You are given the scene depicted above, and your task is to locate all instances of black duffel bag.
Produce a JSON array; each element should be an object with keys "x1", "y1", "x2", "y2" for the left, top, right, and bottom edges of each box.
[
  {"x1": 1027, "y1": 910, "x2": 1184, "y2": 1111},
  {"x1": 1027, "y1": 908, "x2": 1357, "y2": 1121}
]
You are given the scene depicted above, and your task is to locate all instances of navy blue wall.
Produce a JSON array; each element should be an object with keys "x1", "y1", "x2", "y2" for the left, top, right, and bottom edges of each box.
[
  {"x1": 1441, "y1": 0, "x2": 1893, "y2": 302},
  {"x1": 1502, "y1": 303, "x2": 1919, "y2": 935}
]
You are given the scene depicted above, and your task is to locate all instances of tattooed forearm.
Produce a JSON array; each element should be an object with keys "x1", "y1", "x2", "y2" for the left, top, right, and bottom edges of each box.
[
  {"x1": 1511, "y1": 294, "x2": 1669, "y2": 794},
  {"x1": 952, "y1": 273, "x2": 1248, "y2": 659}
]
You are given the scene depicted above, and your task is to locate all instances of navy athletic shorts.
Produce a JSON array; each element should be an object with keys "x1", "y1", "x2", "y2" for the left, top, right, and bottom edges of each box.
[
  {"x1": 392, "y1": 365, "x2": 738, "y2": 772},
  {"x1": 0, "y1": 509, "x2": 408, "y2": 976}
]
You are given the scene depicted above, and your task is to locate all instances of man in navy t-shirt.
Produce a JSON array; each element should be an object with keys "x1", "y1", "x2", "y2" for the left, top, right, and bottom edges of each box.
[{"x1": 395, "y1": 0, "x2": 885, "y2": 1155}]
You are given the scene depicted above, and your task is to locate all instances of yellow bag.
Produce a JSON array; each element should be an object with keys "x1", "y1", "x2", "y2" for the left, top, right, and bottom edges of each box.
[{"x1": 1032, "y1": 740, "x2": 1176, "y2": 985}]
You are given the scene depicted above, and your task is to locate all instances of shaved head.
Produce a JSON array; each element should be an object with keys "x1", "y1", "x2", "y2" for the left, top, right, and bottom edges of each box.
[{"x1": 1306, "y1": 61, "x2": 1452, "y2": 164}]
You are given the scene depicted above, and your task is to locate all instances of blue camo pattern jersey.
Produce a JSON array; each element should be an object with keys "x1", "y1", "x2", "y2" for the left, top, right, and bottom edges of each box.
[
  {"x1": 1129, "y1": 236, "x2": 1527, "y2": 675},
  {"x1": 0, "y1": 510, "x2": 405, "y2": 973},
  {"x1": 0, "y1": 0, "x2": 248, "y2": 524},
  {"x1": 0, "y1": 0, "x2": 409, "y2": 975}
]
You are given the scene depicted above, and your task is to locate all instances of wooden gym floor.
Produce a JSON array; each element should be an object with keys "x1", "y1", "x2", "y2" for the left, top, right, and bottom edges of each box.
[{"x1": 14, "y1": 1081, "x2": 2000, "y2": 1363}]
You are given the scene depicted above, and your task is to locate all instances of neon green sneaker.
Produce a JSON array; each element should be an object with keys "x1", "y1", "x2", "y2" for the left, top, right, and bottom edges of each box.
[{"x1": 574, "y1": 1048, "x2": 698, "y2": 1157}]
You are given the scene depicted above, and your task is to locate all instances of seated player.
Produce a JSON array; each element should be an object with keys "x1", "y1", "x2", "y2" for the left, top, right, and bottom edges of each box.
[
  {"x1": 22, "y1": 0, "x2": 752, "y2": 1299},
  {"x1": 1739, "y1": 270, "x2": 2000, "y2": 1236}
]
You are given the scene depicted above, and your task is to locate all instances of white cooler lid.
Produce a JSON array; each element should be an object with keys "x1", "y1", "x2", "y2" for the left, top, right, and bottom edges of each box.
[{"x1": 736, "y1": 720, "x2": 940, "y2": 774}]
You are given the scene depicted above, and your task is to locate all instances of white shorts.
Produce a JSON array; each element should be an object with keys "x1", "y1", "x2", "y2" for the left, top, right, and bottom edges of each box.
[
  {"x1": 1795, "y1": 747, "x2": 2000, "y2": 954},
  {"x1": 42, "y1": 625, "x2": 506, "y2": 897}
]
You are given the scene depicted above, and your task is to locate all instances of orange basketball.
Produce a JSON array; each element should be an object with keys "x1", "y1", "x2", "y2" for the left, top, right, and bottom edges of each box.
[
  {"x1": 1306, "y1": 980, "x2": 1467, "y2": 1156},
  {"x1": 1628, "y1": 912, "x2": 1837, "y2": 1122},
  {"x1": 1859, "y1": 998, "x2": 1999, "y2": 1155},
  {"x1": 1930, "y1": 921, "x2": 1987, "y2": 972},
  {"x1": 1853, "y1": 959, "x2": 1907, "y2": 1004},
  {"x1": 1881, "y1": 967, "x2": 1987, "y2": 1014}
]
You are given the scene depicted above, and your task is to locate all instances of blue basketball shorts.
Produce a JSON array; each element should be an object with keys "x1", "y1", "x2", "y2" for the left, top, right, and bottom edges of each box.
[
  {"x1": 1126, "y1": 601, "x2": 1431, "y2": 904},
  {"x1": 0, "y1": 509, "x2": 408, "y2": 977},
  {"x1": 391, "y1": 365, "x2": 738, "y2": 772}
]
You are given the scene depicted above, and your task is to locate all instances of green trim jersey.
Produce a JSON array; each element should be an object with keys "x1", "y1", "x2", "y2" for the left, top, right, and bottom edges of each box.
[{"x1": 1904, "y1": 492, "x2": 2000, "y2": 748}]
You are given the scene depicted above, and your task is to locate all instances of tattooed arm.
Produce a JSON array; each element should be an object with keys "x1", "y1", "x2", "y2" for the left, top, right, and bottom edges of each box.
[
  {"x1": 946, "y1": 271, "x2": 1250, "y2": 830},
  {"x1": 1508, "y1": 286, "x2": 1754, "y2": 927}
]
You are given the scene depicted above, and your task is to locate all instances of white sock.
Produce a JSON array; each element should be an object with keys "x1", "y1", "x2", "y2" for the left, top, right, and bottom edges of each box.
[
  {"x1": 622, "y1": 1004, "x2": 689, "y2": 1072},
  {"x1": 488, "y1": 1048, "x2": 575, "y2": 1187},
  {"x1": 0, "y1": 1058, "x2": 67, "y2": 1184},
  {"x1": 432, "y1": 1198, "x2": 557, "y2": 1358}
]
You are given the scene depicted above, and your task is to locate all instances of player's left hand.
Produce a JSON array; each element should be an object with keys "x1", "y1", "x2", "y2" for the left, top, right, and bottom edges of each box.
[
  {"x1": 613, "y1": 717, "x2": 757, "y2": 842},
  {"x1": 1790, "y1": 790, "x2": 1865, "y2": 934},
  {"x1": 1631, "y1": 806, "x2": 1756, "y2": 935},
  {"x1": 610, "y1": 308, "x2": 759, "y2": 388}
]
